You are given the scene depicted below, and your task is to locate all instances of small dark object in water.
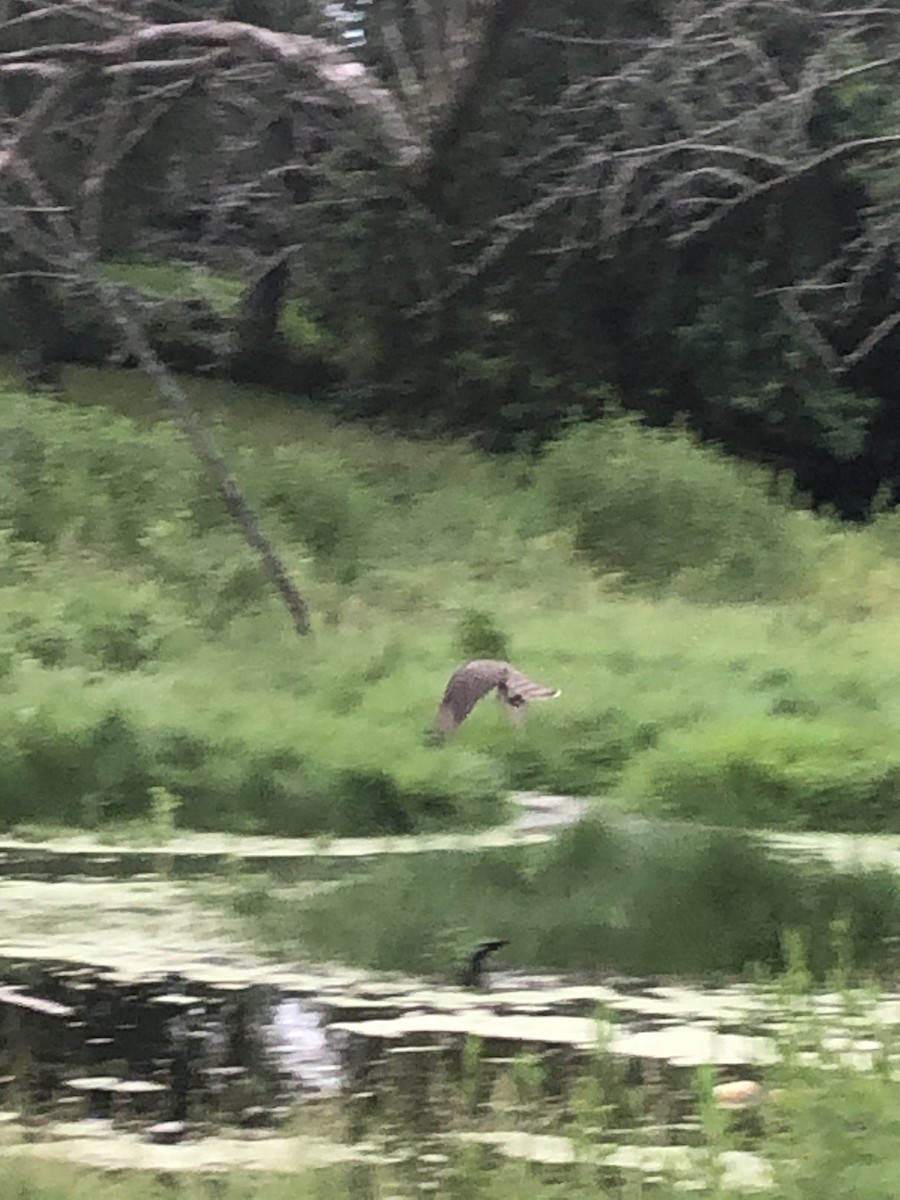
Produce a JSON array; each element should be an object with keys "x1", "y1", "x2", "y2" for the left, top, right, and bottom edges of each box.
[{"x1": 459, "y1": 940, "x2": 508, "y2": 989}]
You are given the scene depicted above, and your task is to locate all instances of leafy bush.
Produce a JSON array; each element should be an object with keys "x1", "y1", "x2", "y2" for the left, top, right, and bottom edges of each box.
[
  {"x1": 0, "y1": 394, "x2": 196, "y2": 555},
  {"x1": 0, "y1": 702, "x2": 154, "y2": 828},
  {"x1": 501, "y1": 707, "x2": 640, "y2": 795},
  {"x1": 146, "y1": 296, "x2": 228, "y2": 373},
  {"x1": 247, "y1": 445, "x2": 374, "y2": 582},
  {"x1": 80, "y1": 609, "x2": 163, "y2": 671},
  {"x1": 455, "y1": 609, "x2": 511, "y2": 661},
  {"x1": 4, "y1": 373, "x2": 900, "y2": 839},
  {"x1": 534, "y1": 415, "x2": 806, "y2": 600},
  {"x1": 621, "y1": 715, "x2": 900, "y2": 831},
  {"x1": 812, "y1": 517, "x2": 900, "y2": 621},
  {"x1": 0, "y1": 658, "x2": 505, "y2": 837}
]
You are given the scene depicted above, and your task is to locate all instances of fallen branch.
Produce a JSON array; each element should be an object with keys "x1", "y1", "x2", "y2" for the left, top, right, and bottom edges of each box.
[{"x1": 3, "y1": 151, "x2": 312, "y2": 637}]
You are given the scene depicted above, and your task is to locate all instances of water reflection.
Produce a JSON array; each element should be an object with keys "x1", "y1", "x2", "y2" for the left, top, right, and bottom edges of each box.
[
  {"x1": 261, "y1": 997, "x2": 342, "y2": 1093},
  {"x1": 0, "y1": 958, "x2": 342, "y2": 1129}
]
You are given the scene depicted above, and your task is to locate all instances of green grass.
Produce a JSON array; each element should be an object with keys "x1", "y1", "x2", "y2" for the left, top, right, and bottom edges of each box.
[
  {"x1": 3, "y1": 364, "x2": 900, "y2": 836},
  {"x1": 0, "y1": 1162, "x2": 381, "y2": 1200}
]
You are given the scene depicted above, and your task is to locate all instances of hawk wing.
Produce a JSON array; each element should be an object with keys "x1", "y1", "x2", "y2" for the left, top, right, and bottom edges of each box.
[
  {"x1": 434, "y1": 660, "x2": 559, "y2": 735},
  {"x1": 501, "y1": 667, "x2": 561, "y2": 706},
  {"x1": 435, "y1": 660, "x2": 509, "y2": 735}
]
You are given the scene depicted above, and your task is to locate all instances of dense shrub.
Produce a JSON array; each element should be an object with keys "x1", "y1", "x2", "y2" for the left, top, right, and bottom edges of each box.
[
  {"x1": 0, "y1": 392, "x2": 378, "y2": 586},
  {"x1": 246, "y1": 445, "x2": 374, "y2": 582},
  {"x1": 0, "y1": 395, "x2": 196, "y2": 555},
  {"x1": 621, "y1": 716, "x2": 900, "y2": 831},
  {"x1": 501, "y1": 708, "x2": 641, "y2": 795},
  {"x1": 534, "y1": 415, "x2": 806, "y2": 600},
  {"x1": 3, "y1": 374, "x2": 900, "y2": 840},
  {"x1": 455, "y1": 609, "x2": 511, "y2": 662},
  {"x1": 0, "y1": 674, "x2": 505, "y2": 837},
  {"x1": 145, "y1": 297, "x2": 229, "y2": 373},
  {"x1": 0, "y1": 702, "x2": 154, "y2": 828},
  {"x1": 2, "y1": 256, "x2": 341, "y2": 391},
  {"x1": 0, "y1": 389, "x2": 512, "y2": 838}
]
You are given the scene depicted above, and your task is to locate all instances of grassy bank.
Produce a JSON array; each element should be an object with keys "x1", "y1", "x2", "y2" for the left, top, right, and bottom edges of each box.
[{"x1": 3, "y1": 365, "x2": 900, "y2": 836}]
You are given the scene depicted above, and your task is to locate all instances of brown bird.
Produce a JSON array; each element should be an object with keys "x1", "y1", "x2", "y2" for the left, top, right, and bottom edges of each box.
[{"x1": 434, "y1": 660, "x2": 560, "y2": 737}]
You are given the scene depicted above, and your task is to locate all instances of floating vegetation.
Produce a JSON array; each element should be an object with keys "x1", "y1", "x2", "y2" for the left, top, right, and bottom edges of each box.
[
  {"x1": 0, "y1": 1126, "x2": 373, "y2": 1173},
  {"x1": 453, "y1": 1132, "x2": 773, "y2": 1191}
]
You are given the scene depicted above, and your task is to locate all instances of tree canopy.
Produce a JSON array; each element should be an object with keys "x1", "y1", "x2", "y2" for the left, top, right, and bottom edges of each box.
[{"x1": 2, "y1": 0, "x2": 900, "y2": 515}]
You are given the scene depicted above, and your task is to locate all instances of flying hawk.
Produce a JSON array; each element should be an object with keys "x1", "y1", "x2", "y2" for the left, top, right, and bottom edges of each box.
[{"x1": 434, "y1": 659, "x2": 560, "y2": 736}]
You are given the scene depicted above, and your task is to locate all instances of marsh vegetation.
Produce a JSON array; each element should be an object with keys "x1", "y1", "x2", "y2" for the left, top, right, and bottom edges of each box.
[
  {"x1": 5, "y1": 362, "x2": 900, "y2": 1197},
  {"x1": 5, "y1": 933, "x2": 900, "y2": 1200}
]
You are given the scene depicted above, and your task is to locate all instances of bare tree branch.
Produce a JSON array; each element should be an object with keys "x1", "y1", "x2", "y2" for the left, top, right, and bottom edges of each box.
[
  {"x1": 840, "y1": 310, "x2": 900, "y2": 369},
  {"x1": 671, "y1": 136, "x2": 900, "y2": 246},
  {"x1": 1, "y1": 3, "x2": 533, "y2": 217},
  {"x1": 1, "y1": 148, "x2": 313, "y2": 637},
  {"x1": 411, "y1": 0, "x2": 531, "y2": 206},
  {"x1": 0, "y1": 19, "x2": 421, "y2": 165},
  {"x1": 412, "y1": 0, "x2": 900, "y2": 368}
]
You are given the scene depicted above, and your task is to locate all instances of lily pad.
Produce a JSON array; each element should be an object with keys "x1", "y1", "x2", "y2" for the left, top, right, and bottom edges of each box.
[{"x1": 610, "y1": 1025, "x2": 777, "y2": 1067}]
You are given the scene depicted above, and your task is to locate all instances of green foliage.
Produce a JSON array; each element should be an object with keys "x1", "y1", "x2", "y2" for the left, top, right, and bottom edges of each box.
[
  {"x1": 10, "y1": 1017, "x2": 900, "y2": 1200},
  {"x1": 0, "y1": 261, "x2": 334, "y2": 386},
  {"x1": 0, "y1": 681, "x2": 504, "y2": 837},
  {"x1": 0, "y1": 394, "x2": 194, "y2": 555},
  {"x1": 234, "y1": 816, "x2": 900, "y2": 980},
  {"x1": 455, "y1": 610, "x2": 511, "y2": 662},
  {"x1": 246, "y1": 445, "x2": 373, "y2": 582},
  {"x1": 99, "y1": 261, "x2": 244, "y2": 311},
  {"x1": 621, "y1": 717, "x2": 900, "y2": 831},
  {"x1": 534, "y1": 415, "x2": 806, "y2": 600},
  {"x1": 148, "y1": 784, "x2": 181, "y2": 841},
  {"x1": 769, "y1": 1067, "x2": 900, "y2": 1200},
  {"x1": 5, "y1": 0, "x2": 894, "y2": 516},
  {"x1": 3, "y1": 368, "x2": 900, "y2": 838},
  {"x1": 0, "y1": 1161, "x2": 345, "y2": 1200},
  {"x1": 146, "y1": 297, "x2": 227, "y2": 374}
]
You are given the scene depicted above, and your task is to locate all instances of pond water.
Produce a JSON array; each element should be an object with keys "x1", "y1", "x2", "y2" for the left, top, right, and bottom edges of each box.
[
  {"x1": 0, "y1": 948, "x2": 783, "y2": 1181},
  {"x1": 5, "y1": 937, "x2": 892, "y2": 1190},
  {"x1": 1, "y1": 795, "x2": 899, "y2": 1190}
]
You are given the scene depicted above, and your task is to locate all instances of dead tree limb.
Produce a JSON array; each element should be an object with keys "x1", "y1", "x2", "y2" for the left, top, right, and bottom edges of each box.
[
  {"x1": 2, "y1": 150, "x2": 312, "y2": 636},
  {"x1": 0, "y1": 3, "x2": 533, "y2": 214},
  {"x1": 99, "y1": 295, "x2": 312, "y2": 636},
  {"x1": 0, "y1": 18, "x2": 422, "y2": 166},
  {"x1": 410, "y1": 0, "x2": 531, "y2": 207}
]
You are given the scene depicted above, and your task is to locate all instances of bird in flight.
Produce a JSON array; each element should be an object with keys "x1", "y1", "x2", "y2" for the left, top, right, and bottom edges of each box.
[{"x1": 434, "y1": 659, "x2": 560, "y2": 736}]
